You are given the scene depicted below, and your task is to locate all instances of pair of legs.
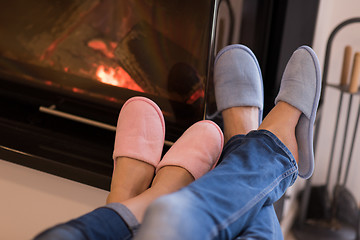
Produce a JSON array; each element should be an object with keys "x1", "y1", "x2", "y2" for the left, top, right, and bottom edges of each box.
[
  {"x1": 34, "y1": 97, "x2": 224, "y2": 240},
  {"x1": 134, "y1": 45, "x2": 320, "y2": 239},
  {"x1": 111, "y1": 102, "x2": 300, "y2": 238},
  {"x1": 109, "y1": 101, "x2": 300, "y2": 233},
  {"x1": 132, "y1": 102, "x2": 300, "y2": 240}
]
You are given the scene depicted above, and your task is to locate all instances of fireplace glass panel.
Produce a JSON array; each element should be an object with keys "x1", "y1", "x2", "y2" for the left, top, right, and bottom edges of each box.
[{"x1": 0, "y1": 0, "x2": 215, "y2": 137}]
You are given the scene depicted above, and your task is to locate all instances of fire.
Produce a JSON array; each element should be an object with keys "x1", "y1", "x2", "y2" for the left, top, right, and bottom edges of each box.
[
  {"x1": 88, "y1": 40, "x2": 116, "y2": 59},
  {"x1": 96, "y1": 65, "x2": 144, "y2": 92}
]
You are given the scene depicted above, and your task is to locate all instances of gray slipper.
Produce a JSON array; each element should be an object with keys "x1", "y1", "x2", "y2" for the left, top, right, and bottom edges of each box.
[
  {"x1": 214, "y1": 44, "x2": 264, "y2": 125},
  {"x1": 275, "y1": 46, "x2": 321, "y2": 179}
]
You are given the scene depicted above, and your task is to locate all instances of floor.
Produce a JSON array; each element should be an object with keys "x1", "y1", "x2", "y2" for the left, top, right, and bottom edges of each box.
[{"x1": 0, "y1": 159, "x2": 108, "y2": 239}]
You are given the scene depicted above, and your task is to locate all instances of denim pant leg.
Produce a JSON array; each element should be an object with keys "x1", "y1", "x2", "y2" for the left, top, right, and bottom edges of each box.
[
  {"x1": 135, "y1": 130, "x2": 298, "y2": 240},
  {"x1": 234, "y1": 205, "x2": 283, "y2": 240},
  {"x1": 33, "y1": 203, "x2": 139, "y2": 240}
]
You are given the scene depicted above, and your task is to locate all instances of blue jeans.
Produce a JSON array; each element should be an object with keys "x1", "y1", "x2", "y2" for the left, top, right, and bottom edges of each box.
[
  {"x1": 33, "y1": 205, "x2": 282, "y2": 240},
  {"x1": 234, "y1": 205, "x2": 283, "y2": 240},
  {"x1": 135, "y1": 130, "x2": 297, "y2": 240},
  {"x1": 34, "y1": 130, "x2": 297, "y2": 240},
  {"x1": 33, "y1": 203, "x2": 139, "y2": 240}
]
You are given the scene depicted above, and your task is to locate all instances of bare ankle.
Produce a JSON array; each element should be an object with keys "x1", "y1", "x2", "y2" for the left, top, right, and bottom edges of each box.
[
  {"x1": 151, "y1": 166, "x2": 194, "y2": 192},
  {"x1": 222, "y1": 106, "x2": 259, "y2": 142},
  {"x1": 120, "y1": 166, "x2": 194, "y2": 222},
  {"x1": 258, "y1": 101, "x2": 301, "y2": 162},
  {"x1": 107, "y1": 157, "x2": 155, "y2": 203}
]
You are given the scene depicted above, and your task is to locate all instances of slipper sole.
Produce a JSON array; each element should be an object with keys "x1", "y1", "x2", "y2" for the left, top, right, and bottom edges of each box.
[{"x1": 297, "y1": 46, "x2": 321, "y2": 179}]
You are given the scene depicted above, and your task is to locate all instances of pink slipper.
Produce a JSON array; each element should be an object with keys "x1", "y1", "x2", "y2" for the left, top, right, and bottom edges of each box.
[
  {"x1": 113, "y1": 97, "x2": 165, "y2": 167},
  {"x1": 156, "y1": 120, "x2": 224, "y2": 179}
]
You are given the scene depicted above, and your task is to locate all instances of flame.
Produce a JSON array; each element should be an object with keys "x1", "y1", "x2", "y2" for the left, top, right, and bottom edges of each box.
[
  {"x1": 88, "y1": 40, "x2": 117, "y2": 59},
  {"x1": 96, "y1": 65, "x2": 144, "y2": 92}
]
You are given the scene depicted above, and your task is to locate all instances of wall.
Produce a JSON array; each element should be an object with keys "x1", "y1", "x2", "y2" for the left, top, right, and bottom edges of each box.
[
  {"x1": 312, "y1": 0, "x2": 360, "y2": 204},
  {"x1": 0, "y1": 160, "x2": 108, "y2": 239}
]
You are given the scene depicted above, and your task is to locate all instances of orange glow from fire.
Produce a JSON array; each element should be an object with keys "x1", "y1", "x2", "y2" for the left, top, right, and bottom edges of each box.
[
  {"x1": 72, "y1": 87, "x2": 84, "y2": 93},
  {"x1": 96, "y1": 65, "x2": 144, "y2": 92},
  {"x1": 186, "y1": 88, "x2": 204, "y2": 104},
  {"x1": 88, "y1": 40, "x2": 117, "y2": 59}
]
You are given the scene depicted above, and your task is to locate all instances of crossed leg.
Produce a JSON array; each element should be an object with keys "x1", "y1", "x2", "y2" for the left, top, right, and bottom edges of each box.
[{"x1": 107, "y1": 157, "x2": 194, "y2": 222}]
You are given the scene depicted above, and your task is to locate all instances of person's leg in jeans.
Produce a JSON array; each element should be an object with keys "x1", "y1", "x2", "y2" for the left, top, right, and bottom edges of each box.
[
  {"x1": 135, "y1": 45, "x2": 321, "y2": 240},
  {"x1": 234, "y1": 205, "x2": 283, "y2": 240},
  {"x1": 215, "y1": 46, "x2": 283, "y2": 240},
  {"x1": 135, "y1": 127, "x2": 297, "y2": 240},
  {"x1": 34, "y1": 97, "x2": 224, "y2": 240}
]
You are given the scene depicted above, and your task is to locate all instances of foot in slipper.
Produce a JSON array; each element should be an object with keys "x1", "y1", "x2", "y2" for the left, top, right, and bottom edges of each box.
[
  {"x1": 113, "y1": 96, "x2": 165, "y2": 168},
  {"x1": 156, "y1": 120, "x2": 224, "y2": 180},
  {"x1": 214, "y1": 44, "x2": 264, "y2": 125},
  {"x1": 275, "y1": 46, "x2": 321, "y2": 178}
]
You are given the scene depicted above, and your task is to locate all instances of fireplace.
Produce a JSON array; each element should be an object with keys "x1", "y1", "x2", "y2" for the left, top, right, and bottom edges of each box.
[
  {"x1": 0, "y1": 0, "x2": 319, "y2": 190},
  {"x1": 0, "y1": 0, "x2": 219, "y2": 189}
]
